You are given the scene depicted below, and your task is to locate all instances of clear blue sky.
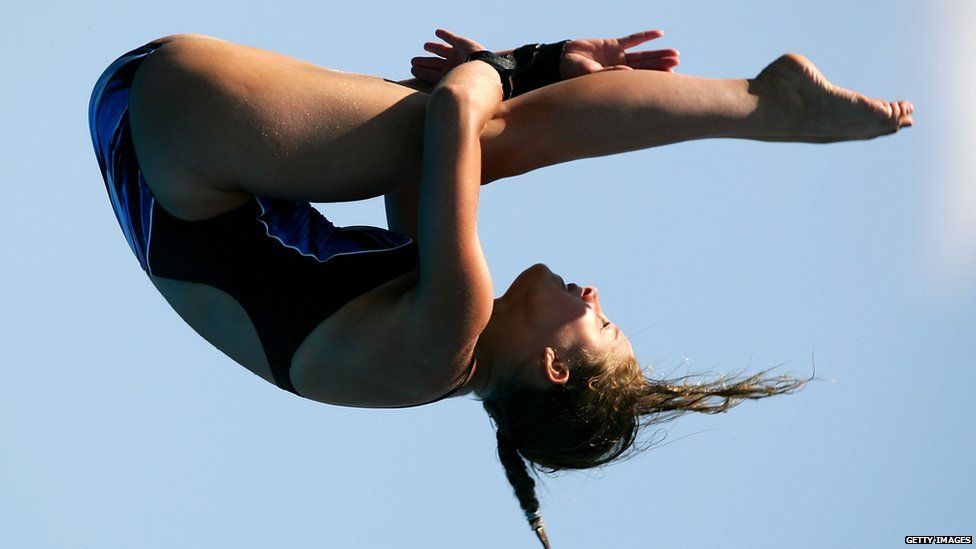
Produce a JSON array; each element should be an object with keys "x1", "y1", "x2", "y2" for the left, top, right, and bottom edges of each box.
[{"x1": 2, "y1": 1, "x2": 973, "y2": 547}]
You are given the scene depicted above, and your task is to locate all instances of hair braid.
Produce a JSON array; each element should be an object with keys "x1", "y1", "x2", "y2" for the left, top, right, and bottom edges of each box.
[
  {"x1": 496, "y1": 430, "x2": 550, "y2": 549},
  {"x1": 485, "y1": 352, "x2": 809, "y2": 545}
]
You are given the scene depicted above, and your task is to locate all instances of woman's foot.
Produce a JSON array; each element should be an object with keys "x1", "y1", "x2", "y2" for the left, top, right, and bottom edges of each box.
[{"x1": 750, "y1": 53, "x2": 914, "y2": 143}]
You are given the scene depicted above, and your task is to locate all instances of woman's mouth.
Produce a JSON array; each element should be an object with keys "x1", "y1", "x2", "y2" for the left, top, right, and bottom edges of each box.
[
  {"x1": 550, "y1": 271, "x2": 584, "y2": 299},
  {"x1": 550, "y1": 271, "x2": 567, "y2": 289}
]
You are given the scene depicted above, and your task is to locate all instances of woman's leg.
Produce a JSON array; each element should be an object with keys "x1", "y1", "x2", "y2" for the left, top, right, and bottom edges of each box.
[
  {"x1": 129, "y1": 35, "x2": 433, "y2": 220},
  {"x1": 481, "y1": 52, "x2": 913, "y2": 182},
  {"x1": 129, "y1": 35, "x2": 912, "y2": 220}
]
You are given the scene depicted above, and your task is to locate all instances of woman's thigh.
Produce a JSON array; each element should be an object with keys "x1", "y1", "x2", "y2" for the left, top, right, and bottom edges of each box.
[{"x1": 128, "y1": 34, "x2": 431, "y2": 220}]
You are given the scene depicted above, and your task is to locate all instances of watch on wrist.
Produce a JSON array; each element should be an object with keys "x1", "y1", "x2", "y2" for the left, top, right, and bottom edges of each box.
[
  {"x1": 465, "y1": 50, "x2": 516, "y2": 100},
  {"x1": 511, "y1": 40, "x2": 569, "y2": 97}
]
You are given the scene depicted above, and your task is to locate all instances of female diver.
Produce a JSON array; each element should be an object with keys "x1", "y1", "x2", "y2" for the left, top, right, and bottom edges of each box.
[{"x1": 88, "y1": 29, "x2": 913, "y2": 547}]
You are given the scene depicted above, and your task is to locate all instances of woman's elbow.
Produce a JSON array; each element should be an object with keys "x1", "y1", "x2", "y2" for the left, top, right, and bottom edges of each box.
[
  {"x1": 429, "y1": 82, "x2": 501, "y2": 129},
  {"x1": 425, "y1": 87, "x2": 485, "y2": 133},
  {"x1": 429, "y1": 84, "x2": 477, "y2": 110}
]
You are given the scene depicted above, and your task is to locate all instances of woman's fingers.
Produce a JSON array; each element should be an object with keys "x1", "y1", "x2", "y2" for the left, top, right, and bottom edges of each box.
[
  {"x1": 625, "y1": 48, "x2": 680, "y2": 70},
  {"x1": 629, "y1": 56, "x2": 680, "y2": 70},
  {"x1": 423, "y1": 41, "x2": 452, "y2": 58},
  {"x1": 414, "y1": 28, "x2": 486, "y2": 84},
  {"x1": 410, "y1": 65, "x2": 442, "y2": 83},
  {"x1": 617, "y1": 29, "x2": 664, "y2": 49},
  {"x1": 624, "y1": 48, "x2": 680, "y2": 61},
  {"x1": 411, "y1": 56, "x2": 446, "y2": 70},
  {"x1": 434, "y1": 28, "x2": 463, "y2": 45},
  {"x1": 617, "y1": 30, "x2": 677, "y2": 71},
  {"x1": 434, "y1": 28, "x2": 484, "y2": 53}
]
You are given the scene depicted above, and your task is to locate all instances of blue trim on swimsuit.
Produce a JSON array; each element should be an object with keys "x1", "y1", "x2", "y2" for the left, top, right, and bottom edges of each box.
[
  {"x1": 88, "y1": 40, "x2": 473, "y2": 403},
  {"x1": 88, "y1": 43, "x2": 414, "y2": 274},
  {"x1": 89, "y1": 44, "x2": 157, "y2": 272}
]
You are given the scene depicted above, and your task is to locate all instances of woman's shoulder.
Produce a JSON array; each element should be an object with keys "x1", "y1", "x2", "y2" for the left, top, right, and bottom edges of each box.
[{"x1": 290, "y1": 268, "x2": 481, "y2": 407}]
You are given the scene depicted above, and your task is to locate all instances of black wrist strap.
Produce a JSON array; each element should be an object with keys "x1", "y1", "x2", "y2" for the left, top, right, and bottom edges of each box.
[
  {"x1": 465, "y1": 50, "x2": 516, "y2": 100},
  {"x1": 511, "y1": 40, "x2": 569, "y2": 97}
]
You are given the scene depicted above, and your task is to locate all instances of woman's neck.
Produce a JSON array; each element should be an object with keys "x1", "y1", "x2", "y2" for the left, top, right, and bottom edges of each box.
[{"x1": 460, "y1": 301, "x2": 514, "y2": 399}]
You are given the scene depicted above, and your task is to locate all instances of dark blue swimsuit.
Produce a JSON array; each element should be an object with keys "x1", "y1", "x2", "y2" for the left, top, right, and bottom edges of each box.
[{"x1": 89, "y1": 41, "x2": 473, "y2": 402}]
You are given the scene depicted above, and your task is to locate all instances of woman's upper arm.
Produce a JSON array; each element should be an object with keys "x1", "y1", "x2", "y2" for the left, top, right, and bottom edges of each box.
[
  {"x1": 409, "y1": 72, "x2": 502, "y2": 340},
  {"x1": 384, "y1": 187, "x2": 420, "y2": 241}
]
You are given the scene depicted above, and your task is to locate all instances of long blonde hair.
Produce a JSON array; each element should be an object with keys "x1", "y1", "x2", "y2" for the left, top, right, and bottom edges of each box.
[{"x1": 483, "y1": 352, "x2": 809, "y2": 548}]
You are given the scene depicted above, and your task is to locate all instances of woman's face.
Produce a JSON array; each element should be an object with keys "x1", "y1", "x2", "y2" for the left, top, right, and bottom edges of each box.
[{"x1": 496, "y1": 263, "x2": 633, "y2": 369}]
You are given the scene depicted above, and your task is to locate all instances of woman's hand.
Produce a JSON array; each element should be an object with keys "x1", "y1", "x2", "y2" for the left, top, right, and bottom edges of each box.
[
  {"x1": 410, "y1": 29, "x2": 487, "y2": 85},
  {"x1": 560, "y1": 30, "x2": 679, "y2": 78},
  {"x1": 410, "y1": 28, "x2": 680, "y2": 86}
]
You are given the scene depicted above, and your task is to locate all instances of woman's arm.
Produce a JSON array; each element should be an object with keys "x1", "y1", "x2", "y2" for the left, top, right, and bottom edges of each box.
[
  {"x1": 409, "y1": 29, "x2": 679, "y2": 86},
  {"x1": 407, "y1": 57, "x2": 504, "y2": 346},
  {"x1": 383, "y1": 30, "x2": 678, "y2": 239}
]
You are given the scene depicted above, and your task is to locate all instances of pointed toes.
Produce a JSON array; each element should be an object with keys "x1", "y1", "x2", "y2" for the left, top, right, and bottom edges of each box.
[
  {"x1": 880, "y1": 100, "x2": 915, "y2": 130},
  {"x1": 894, "y1": 101, "x2": 914, "y2": 128}
]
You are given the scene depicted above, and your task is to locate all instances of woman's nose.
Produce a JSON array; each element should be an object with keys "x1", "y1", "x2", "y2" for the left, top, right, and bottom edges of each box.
[{"x1": 583, "y1": 286, "x2": 600, "y2": 306}]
